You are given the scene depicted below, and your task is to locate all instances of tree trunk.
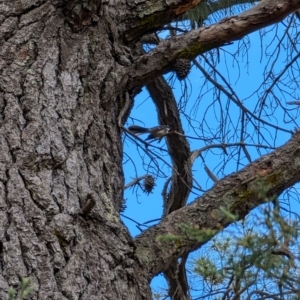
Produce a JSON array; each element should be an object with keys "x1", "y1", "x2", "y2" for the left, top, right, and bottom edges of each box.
[
  {"x1": 1, "y1": 0, "x2": 300, "y2": 299},
  {"x1": 0, "y1": 2, "x2": 151, "y2": 299}
]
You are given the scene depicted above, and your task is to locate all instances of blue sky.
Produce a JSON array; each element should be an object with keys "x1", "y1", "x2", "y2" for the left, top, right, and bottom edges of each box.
[{"x1": 121, "y1": 14, "x2": 300, "y2": 298}]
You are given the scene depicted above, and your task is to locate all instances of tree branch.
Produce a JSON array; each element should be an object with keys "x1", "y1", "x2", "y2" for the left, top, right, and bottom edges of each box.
[
  {"x1": 128, "y1": 0, "x2": 300, "y2": 88},
  {"x1": 180, "y1": 0, "x2": 257, "y2": 24},
  {"x1": 123, "y1": 0, "x2": 204, "y2": 40},
  {"x1": 146, "y1": 76, "x2": 193, "y2": 216},
  {"x1": 147, "y1": 76, "x2": 192, "y2": 300},
  {"x1": 134, "y1": 132, "x2": 300, "y2": 277}
]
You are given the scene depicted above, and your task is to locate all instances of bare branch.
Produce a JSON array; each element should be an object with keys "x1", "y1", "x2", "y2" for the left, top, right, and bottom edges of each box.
[
  {"x1": 134, "y1": 132, "x2": 300, "y2": 277},
  {"x1": 204, "y1": 164, "x2": 219, "y2": 183},
  {"x1": 124, "y1": 174, "x2": 148, "y2": 189},
  {"x1": 146, "y1": 76, "x2": 193, "y2": 216},
  {"x1": 287, "y1": 100, "x2": 300, "y2": 106},
  {"x1": 190, "y1": 143, "x2": 276, "y2": 164}
]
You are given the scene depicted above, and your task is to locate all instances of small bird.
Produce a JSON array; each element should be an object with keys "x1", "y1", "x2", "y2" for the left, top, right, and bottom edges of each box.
[{"x1": 128, "y1": 125, "x2": 171, "y2": 141}]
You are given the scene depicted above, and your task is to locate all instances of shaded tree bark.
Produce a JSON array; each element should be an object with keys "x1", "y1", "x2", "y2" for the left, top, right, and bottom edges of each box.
[{"x1": 0, "y1": 0, "x2": 299, "y2": 299}]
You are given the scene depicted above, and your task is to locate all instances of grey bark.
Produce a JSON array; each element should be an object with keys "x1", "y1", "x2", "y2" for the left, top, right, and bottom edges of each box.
[
  {"x1": 0, "y1": 1, "x2": 148, "y2": 299},
  {"x1": 134, "y1": 132, "x2": 300, "y2": 277},
  {"x1": 0, "y1": 0, "x2": 299, "y2": 299},
  {"x1": 147, "y1": 76, "x2": 192, "y2": 299}
]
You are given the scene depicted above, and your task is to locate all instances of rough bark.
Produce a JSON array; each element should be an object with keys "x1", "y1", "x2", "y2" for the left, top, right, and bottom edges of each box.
[
  {"x1": 0, "y1": 0, "x2": 299, "y2": 299},
  {"x1": 134, "y1": 132, "x2": 300, "y2": 277},
  {"x1": 128, "y1": 0, "x2": 300, "y2": 87},
  {"x1": 147, "y1": 77, "x2": 192, "y2": 299},
  {"x1": 0, "y1": 1, "x2": 147, "y2": 299},
  {"x1": 147, "y1": 77, "x2": 192, "y2": 216}
]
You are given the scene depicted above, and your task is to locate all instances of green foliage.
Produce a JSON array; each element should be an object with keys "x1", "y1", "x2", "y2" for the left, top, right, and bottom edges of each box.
[
  {"x1": 157, "y1": 207, "x2": 238, "y2": 247},
  {"x1": 157, "y1": 234, "x2": 181, "y2": 243},
  {"x1": 179, "y1": 0, "x2": 257, "y2": 27},
  {"x1": 156, "y1": 186, "x2": 300, "y2": 298},
  {"x1": 193, "y1": 257, "x2": 224, "y2": 284},
  {"x1": 157, "y1": 223, "x2": 219, "y2": 247},
  {"x1": 219, "y1": 206, "x2": 238, "y2": 221},
  {"x1": 8, "y1": 278, "x2": 34, "y2": 300},
  {"x1": 178, "y1": 223, "x2": 219, "y2": 242},
  {"x1": 189, "y1": 202, "x2": 300, "y2": 299},
  {"x1": 8, "y1": 287, "x2": 15, "y2": 300}
]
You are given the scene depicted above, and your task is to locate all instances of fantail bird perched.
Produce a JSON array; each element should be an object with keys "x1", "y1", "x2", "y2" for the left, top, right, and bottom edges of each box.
[{"x1": 128, "y1": 125, "x2": 171, "y2": 141}]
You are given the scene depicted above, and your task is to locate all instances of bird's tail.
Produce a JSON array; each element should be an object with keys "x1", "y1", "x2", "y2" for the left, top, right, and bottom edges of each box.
[{"x1": 128, "y1": 125, "x2": 149, "y2": 135}]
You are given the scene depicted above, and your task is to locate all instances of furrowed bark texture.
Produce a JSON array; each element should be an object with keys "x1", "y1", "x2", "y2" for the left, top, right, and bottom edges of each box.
[
  {"x1": 0, "y1": 1, "x2": 149, "y2": 299},
  {"x1": 0, "y1": 0, "x2": 300, "y2": 299},
  {"x1": 134, "y1": 132, "x2": 300, "y2": 277}
]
